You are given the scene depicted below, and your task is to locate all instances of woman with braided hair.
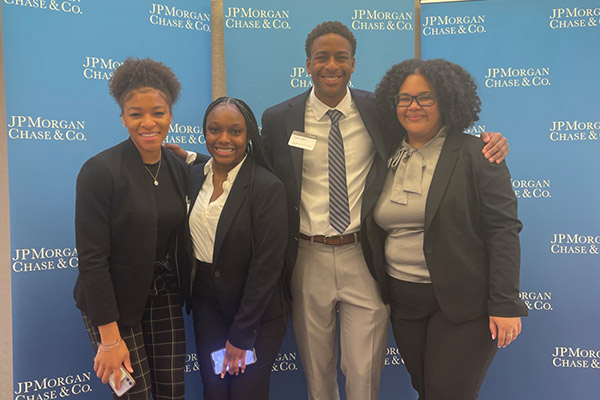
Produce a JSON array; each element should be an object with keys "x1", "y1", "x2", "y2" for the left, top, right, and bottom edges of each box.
[
  {"x1": 186, "y1": 97, "x2": 288, "y2": 399},
  {"x1": 74, "y1": 57, "x2": 195, "y2": 399}
]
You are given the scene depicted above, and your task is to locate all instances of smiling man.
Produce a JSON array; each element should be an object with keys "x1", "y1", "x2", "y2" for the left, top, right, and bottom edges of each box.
[
  {"x1": 259, "y1": 21, "x2": 510, "y2": 400},
  {"x1": 260, "y1": 22, "x2": 390, "y2": 400}
]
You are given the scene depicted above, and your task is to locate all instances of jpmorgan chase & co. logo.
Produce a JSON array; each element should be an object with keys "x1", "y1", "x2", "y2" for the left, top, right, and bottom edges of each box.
[
  {"x1": 83, "y1": 56, "x2": 121, "y2": 81},
  {"x1": 289, "y1": 66, "x2": 353, "y2": 90},
  {"x1": 549, "y1": 7, "x2": 600, "y2": 30},
  {"x1": 14, "y1": 371, "x2": 93, "y2": 399},
  {"x1": 422, "y1": 14, "x2": 486, "y2": 36},
  {"x1": 224, "y1": 7, "x2": 290, "y2": 30},
  {"x1": 519, "y1": 291, "x2": 553, "y2": 312},
  {"x1": 149, "y1": 4, "x2": 210, "y2": 32},
  {"x1": 271, "y1": 352, "x2": 299, "y2": 372},
  {"x1": 11, "y1": 247, "x2": 78, "y2": 273},
  {"x1": 3, "y1": 0, "x2": 83, "y2": 15},
  {"x1": 351, "y1": 9, "x2": 413, "y2": 31},
  {"x1": 164, "y1": 121, "x2": 205, "y2": 145},
  {"x1": 185, "y1": 353, "x2": 200, "y2": 373},
  {"x1": 484, "y1": 66, "x2": 551, "y2": 88},
  {"x1": 7, "y1": 115, "x2": 86, "y2": 142},
  {"x1": 550, "y1": 233, "x2": 600, "y2": 255},
  {"x1": 511, "y1": 179, "x2": 551, "y2": 199},
  {"x1": 549, "y1": 120, "x2": 600, "y2": 142},
  {"x1": 464, "y1": 124, "x2": 486, "y2": 136},
  {"x1": 552, "y1": 346, "x2": 600, "y2": 369},
  {"x1": 384, "y1": 347, "x2": 404, "y2": 367}
]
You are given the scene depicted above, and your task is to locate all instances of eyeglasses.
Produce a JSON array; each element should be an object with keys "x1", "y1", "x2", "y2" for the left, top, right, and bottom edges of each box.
[{"x1": 394, "y1": 92, "x2": 436, "y2": 108}]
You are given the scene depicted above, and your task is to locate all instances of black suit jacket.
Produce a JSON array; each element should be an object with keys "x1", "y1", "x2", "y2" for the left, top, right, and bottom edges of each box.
[
  {"x1": 371, "y1": 131, "x2": 528, "y2": 323},
  {"x1": 260, "y1": 88, "x2": 391, "y2": 303},
  {"x1": 187, "y1": 157, "x2": 288, "y2": 349},
  {"x1": 74, "y1": 139, "x2": 189, "y2": 327}
]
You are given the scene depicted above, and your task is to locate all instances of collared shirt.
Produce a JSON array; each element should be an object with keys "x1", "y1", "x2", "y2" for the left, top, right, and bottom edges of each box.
[
  {"x1": 189, "y1": 156, "x2": 247, "y2": 263},
  {"x1": 300, "y1": 87, "x2": 375, "y2": 235}
]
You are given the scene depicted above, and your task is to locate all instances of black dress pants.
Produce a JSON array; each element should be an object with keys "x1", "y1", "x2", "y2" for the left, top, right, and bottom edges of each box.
[
  {"x1": 389, "y1": 278, "x2": 498, "y2": 400},
  {"x1": 191, "y1": 263, "x2": 286, "y2": 400}
]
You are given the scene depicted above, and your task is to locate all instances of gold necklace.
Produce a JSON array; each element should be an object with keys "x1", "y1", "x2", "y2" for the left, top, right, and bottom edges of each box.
[{"x1": 144, "y1": 158, "x2": 161, "y2": 186}]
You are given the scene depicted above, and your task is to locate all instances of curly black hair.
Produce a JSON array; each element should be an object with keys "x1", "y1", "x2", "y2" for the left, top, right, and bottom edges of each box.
[
  {"x1": 202, "y1": 97, "x2": 273, "y2": 173},
  {"x1": 375, "y1": 59, "x2": 481, "y2": 135},
  {"x1": 109, "y1": 57, "x2": 181, "y2": 111},
  {"x1": 305, "y1": 21, "x2": 357, "y2": 58}
]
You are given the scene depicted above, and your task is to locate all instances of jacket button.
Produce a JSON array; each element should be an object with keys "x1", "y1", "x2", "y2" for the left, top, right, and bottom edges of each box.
[
  {"x1": 252, "y1": 329, "x2": 257, "y2": 334},
  {"x1": 214, "y1": 271, "x2": 221, "y2": 278},
  {"x1": 424, "y1": 246, "x2": 432, "y2": 254}
]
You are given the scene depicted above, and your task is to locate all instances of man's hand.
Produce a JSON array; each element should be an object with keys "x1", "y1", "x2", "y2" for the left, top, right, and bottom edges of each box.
[{"x1": 481, "y1": 132, "x2": 509, "y2": 164}]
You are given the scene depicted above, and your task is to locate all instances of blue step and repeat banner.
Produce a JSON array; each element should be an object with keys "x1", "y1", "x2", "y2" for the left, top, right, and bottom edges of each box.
[{"x1": 3, "y1": 0, "x2": 600, "y2": 399}]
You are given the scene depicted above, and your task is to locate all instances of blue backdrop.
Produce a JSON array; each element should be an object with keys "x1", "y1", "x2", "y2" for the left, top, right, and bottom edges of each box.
[{"x1": 4, "y1": 0, "x2": 600, "y2": 399}]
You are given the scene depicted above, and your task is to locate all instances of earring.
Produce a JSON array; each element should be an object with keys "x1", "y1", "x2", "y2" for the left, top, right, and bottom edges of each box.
[{"x1": 246, "y1": 139, "x2": 253, "y2": 154}]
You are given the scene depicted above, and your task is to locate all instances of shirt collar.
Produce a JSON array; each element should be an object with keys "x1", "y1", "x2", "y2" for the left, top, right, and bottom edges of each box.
[
  {"x1": 204, "y1": 155, "x2": 248, "y2": 185},
  {"x1": 308, "y1": 86, "x2": 352, "y2": 121}
]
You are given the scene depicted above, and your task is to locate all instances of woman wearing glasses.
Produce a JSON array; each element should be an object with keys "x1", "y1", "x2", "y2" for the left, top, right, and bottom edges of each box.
[{"x1": 370, "y1": 59, "x2": 527, "y2": 400}]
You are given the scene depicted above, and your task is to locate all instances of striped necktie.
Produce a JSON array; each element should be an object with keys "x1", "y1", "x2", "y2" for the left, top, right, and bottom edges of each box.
[{"x1": 327, "y1": 109, "x2": 351, "y2": 234}]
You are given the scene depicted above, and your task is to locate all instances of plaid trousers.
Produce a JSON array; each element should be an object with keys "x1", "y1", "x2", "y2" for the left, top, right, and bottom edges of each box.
[{"x1": 82, "y1": 292, "x2": 186, "y2": 400}]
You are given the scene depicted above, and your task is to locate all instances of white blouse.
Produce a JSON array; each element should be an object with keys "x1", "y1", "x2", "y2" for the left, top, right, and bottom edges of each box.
[{"x1": 189, "y1": 156, "x2": 247, "y2": 263}]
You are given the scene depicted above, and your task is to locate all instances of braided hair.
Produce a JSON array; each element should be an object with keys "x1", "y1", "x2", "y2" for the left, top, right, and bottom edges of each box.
[{"x1": 202, "y1": 97, "x2": 273, "y2": 173}]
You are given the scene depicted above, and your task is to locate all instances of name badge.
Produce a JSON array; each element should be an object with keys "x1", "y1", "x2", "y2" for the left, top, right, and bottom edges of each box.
[{"x1": 288, "y1": 130, "x2": 317, "y2": 151}]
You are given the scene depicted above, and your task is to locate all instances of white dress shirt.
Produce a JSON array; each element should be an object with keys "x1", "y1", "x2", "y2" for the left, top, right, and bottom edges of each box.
[
  {"x1": 189, "y1": 156, "x2": 247, "y2": 263},
  {"x1": 299, "y1": 87, "x2": 375, "y2": 236}
]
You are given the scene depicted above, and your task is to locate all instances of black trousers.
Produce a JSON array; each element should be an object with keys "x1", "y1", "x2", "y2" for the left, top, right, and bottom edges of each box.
[
  {"x1": 191, "y1": 263, "x2": 286, "y2": 400},
  {"x1": 389, "y1": 278, "x2": 497, "y2": 400}
]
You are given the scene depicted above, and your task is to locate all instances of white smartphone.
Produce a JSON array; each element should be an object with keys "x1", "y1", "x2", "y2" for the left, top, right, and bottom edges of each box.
[
  {"x1": 108, "y1": 366, "x2": 136, "y2": 397},
  {"x1": 210, "y1": 347, "x2": 257, "y2": 375}
]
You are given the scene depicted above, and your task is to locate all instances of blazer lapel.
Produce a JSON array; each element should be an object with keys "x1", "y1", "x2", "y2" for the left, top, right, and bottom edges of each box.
[
  {"x1": 424, "y1": 131, "x2": 462, "y2": 231},
  {"x1": 284, "y1": 91, "x2": 309, "y2": 197},
  {"x1": 212, "y1": 158, "x2": 252, "y2": 266}
]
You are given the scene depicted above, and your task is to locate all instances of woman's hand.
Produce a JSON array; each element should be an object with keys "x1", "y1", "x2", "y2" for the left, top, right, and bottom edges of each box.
[
  {"x1": 489, "y1": 316, "x2": 522, "y2": 348},
  {"x1": 95, "y1": 322, "x2": 132, "y2": 390},
  {"x1": 220, "y1": 340, "x2": 247, "y2": 379},
  {"x1": 480, "y1": 132, "x2": 509, "y2": 164}
]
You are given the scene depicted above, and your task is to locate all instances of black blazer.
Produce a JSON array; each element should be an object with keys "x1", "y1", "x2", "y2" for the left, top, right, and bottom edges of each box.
[
  {"x1": 73, "y1": 139, "x2": 189, "y2": 327},
  {"x1": 187, "y1": 157, "x2": 288, "y2": 350},
  {"x1": 371, "y1": 131, "x2": 528, "y2": 323},
  {"x1": 260, "y1": 88, "x2": 391, "y2": 303}
]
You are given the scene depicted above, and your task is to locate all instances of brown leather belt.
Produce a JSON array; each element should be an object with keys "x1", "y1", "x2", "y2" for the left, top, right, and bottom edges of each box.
[{"x1": 298, "y1": 232, "x2": 359, "y2": 246}]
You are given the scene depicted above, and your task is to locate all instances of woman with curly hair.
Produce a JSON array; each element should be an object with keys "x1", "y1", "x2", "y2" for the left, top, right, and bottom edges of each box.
[
  {"x1": 371, "y1": 58, "x2": 527, "y2": 400},
  {"x1": 74, "y1": 57, "x2": 194, "y2": 399}
]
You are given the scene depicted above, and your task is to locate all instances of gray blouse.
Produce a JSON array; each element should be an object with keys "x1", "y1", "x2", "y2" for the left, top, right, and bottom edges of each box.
[{"x1": 374, "y1": 127, "x2": 447, "y2": 283}]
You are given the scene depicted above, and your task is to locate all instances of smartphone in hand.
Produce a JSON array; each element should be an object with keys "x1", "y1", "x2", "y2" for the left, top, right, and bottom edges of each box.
[
  {"x1": 210, "y1": 348, "x2": 257, "y2": 375},
  {"x1": 108, "y1": 366, "x2": 135, "y2": 397}
]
